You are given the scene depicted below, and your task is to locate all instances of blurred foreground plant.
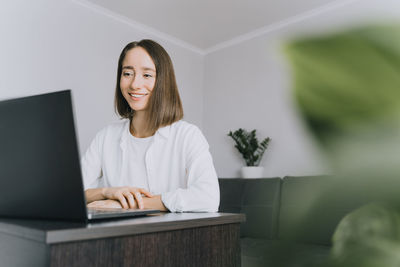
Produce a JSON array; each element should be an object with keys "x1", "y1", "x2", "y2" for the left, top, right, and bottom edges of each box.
[{"x1": 284, "y1": 23, "x2": 400, "y2": 267}]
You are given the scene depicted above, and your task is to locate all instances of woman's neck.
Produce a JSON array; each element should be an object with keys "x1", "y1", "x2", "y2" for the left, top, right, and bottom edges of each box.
[{"x1": 130, "y1": 112, "x2": 152, "y2": 138}]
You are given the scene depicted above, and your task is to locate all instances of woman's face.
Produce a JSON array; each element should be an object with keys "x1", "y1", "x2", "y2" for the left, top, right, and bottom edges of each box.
[{"x1": 120, "y1": 47, "x2": 156, "y2": 113}]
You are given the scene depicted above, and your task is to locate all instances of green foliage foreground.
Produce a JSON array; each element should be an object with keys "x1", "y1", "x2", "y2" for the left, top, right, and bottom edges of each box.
[
  {"x1": 284, "y1": 23, "x2": 400, "y2": 267},
  {"x1": 285, "y1": 24, "x2": 400, "y2": 148}
]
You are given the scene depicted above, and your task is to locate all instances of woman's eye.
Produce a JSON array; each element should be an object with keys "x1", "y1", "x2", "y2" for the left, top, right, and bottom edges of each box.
[
  {"x1": 123, "y1": 72, "x2": 134, "y2": 77},
  {"x1": 144, "y1": 74, "x2": 153, "y2": 78}
]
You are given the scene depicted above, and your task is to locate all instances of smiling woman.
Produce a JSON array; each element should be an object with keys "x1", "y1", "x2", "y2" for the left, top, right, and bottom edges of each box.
[
  {"x1": 119, "y1": 47, "x2": 156, "y2": 122},
  {"x1": 81, "y1": 39, "x2": 220, "y2": 212}
]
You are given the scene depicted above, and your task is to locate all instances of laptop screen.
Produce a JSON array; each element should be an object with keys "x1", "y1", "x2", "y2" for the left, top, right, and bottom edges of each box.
[{"x1": 0, "y1": 90, "x2": 88, "y2": 221}]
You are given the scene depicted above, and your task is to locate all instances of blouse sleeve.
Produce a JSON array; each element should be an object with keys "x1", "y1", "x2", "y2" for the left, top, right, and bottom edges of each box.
[
  {"x1": 161, "y1": 126, "x2": 220, "y2": 212},
  {"x1": 81, "y1": 130, "x2": 104, "y2": 189}
]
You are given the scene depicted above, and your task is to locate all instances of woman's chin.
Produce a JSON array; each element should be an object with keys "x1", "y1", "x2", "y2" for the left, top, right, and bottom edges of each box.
[{"x1": 129, "y1": 104, "x2": 148, "y2": 113}]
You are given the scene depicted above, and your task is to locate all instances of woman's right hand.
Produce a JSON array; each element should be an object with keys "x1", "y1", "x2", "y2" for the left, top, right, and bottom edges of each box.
[{"x1": 102, "y1": 187, "x2": 153, "y2": 209}]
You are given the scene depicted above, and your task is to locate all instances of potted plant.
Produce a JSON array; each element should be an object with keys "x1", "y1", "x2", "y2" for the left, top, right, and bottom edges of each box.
[{"x1": 228, "y1": 128, "x2": 271, "y2": 178}]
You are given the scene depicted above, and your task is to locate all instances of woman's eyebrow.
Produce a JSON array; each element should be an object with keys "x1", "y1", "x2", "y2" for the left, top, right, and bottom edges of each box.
[
  {"x1": 122, "y1": 66, "x2": 155, "y2": 72},
  {"x1": 142, "y1": 67, "x2": 156, "y2": 72}
]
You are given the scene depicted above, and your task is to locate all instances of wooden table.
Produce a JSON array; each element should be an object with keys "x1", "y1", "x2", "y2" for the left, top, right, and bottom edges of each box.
[{"x1": 0, "y1": 212, "x2": 245, "y2": 267}]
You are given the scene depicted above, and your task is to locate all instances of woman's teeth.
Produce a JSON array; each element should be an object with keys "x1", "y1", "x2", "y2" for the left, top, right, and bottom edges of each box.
[{"x1": 129, "y1": 93, "x2": 147, "y2": 98}]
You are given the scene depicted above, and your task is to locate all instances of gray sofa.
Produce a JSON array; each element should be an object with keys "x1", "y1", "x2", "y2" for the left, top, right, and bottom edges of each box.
[{"x1": 218, "y1": 175, "x2": 382, "y2": 267}]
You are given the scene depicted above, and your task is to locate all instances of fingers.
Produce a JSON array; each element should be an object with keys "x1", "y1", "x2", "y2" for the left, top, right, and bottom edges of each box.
[
  {"x1": 123, "y1": 191, "x2": 137, "y2": 209},
  {"x1": 105, "y1": 199, "x2": 123, "y2": 208},
  {"x1": 116, "y1": 192, "x2": 129, "y2": 209},
  {"x1": 131, "y1": 188, "x2": 152, "y2": 209},
  {"x1": 87, "y1": 200, "x2": 123, "y2": 209},
  {"x1": 134, "y1": 192, "x2": 144, "y2": 209},
  {"x1": 138, "y1": 188, "x2": 153, "y2": 198},
  {"x1": 87, "y1": 201, "x2": 102, "y2": 208},
  {"x1": 118, "y1": 190, "x2": 145, "y2": 209},
  {"x1": 104, "y1": 187, "x2": 152, "y2": 209}
]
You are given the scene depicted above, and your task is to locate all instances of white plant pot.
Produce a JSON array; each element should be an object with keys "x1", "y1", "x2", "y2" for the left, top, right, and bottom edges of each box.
[{"x1": 241, "y1": 166, "x2": 264, "y2": 179}]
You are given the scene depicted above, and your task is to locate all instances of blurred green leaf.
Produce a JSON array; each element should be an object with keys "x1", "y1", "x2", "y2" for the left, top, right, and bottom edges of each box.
[{"x1": 285, "y1": 24, "x2": 400, "y2": 146}]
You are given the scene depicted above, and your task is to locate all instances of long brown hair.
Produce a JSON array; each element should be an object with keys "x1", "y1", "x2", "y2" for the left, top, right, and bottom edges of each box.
[{"x1": 115, "y1": 39, "x2": 184, "y2": 135}]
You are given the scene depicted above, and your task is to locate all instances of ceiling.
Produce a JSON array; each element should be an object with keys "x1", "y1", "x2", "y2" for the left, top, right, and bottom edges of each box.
[{"x1": 85, "y1": 0, "x2": 342, "y2": 52}]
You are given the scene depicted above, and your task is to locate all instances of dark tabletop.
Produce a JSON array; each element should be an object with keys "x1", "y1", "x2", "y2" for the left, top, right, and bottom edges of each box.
[{"x1": 0, "y1": 212, "x2": 245, "y2": 244}]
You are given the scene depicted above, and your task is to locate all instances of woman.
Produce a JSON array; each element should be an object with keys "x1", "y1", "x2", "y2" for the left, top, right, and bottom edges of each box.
[{"x1": 82, "y1": 39, "x2": 219, "y2": 212}]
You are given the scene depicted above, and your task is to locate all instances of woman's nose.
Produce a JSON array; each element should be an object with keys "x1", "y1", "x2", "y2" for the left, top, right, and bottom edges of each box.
[{"x1": 130, "y1": 75, "x2": 143, "y2": 89}]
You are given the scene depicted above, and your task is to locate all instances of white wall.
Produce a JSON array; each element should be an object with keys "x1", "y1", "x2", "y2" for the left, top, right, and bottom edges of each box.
[
  {"x1": 0, "y1": 0, "x2": 204, "y2": 155},
  {"x1": 203, "y1": 0, "x2": 400, "y2": 178}
]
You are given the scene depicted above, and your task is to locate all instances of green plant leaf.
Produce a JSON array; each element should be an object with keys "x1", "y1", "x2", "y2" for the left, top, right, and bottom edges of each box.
[
  {"x1": 228, "y1": 128, "x2": 271, "y2": 166},
  {"x1": 285, "y1": 24, "x2": 400, "y2": 146}
]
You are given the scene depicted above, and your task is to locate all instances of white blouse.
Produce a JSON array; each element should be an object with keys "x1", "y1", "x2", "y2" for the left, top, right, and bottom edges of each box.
[
  {"x1": 81, "y1": 120, "x2": 220, "y2": 212},
  {"x1": 124, "y1": 134, "x2": 153, "y2": 190}
]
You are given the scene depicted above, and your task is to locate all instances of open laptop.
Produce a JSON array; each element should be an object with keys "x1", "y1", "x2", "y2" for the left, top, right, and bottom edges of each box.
[{"x1": 0, "y1": 90, "x2": 159, "y2": 222}]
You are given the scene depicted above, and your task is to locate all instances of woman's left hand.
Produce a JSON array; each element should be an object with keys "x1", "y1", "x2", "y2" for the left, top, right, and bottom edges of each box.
[{"x1": 87, "y1": 199, "x2": 123, "y2": 209}]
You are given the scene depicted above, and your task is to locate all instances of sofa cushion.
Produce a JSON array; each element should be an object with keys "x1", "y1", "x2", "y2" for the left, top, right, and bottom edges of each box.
[
  {"x1": 241, "y1": 178, "x2": 281, "y2": 239},
  {"x1": 218, "y1": 178, "x2": 245, "y2": 214},
  {"x1": 278, "y1": 175, "x2": 332, "y2": 244},
  {"x1": 219, "y1": 178, "x2": 281, "y2": 239},
  {"x1": 241, "y1": 238, "x2": 331, "y2": 267}
]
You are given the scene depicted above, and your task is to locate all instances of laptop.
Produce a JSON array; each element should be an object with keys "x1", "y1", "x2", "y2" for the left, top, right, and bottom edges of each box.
[{"x1": 0, "y1": 90, "x2": 159, "y2": 222}]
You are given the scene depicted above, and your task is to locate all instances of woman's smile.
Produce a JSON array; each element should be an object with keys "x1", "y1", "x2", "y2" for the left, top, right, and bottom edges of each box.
[{"x1": 129, "y1": 92, "x2": 149, "y2": 100}]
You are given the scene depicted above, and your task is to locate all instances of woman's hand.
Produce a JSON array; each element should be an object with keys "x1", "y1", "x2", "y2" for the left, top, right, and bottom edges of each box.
[
  {"x1": 87, "y1": 199, "x2": 123, "y2": 209},
  {"x1": 102, "y1": 187, "x2": 153, "y2": 209},
  {"x1": 143, "y1": 195, "x2": 168, "y2": 211}
]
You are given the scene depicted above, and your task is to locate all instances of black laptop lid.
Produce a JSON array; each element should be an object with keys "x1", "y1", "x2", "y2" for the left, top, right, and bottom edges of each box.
[{"x1": 0, "y1": 90, "x2": 88, "y2": 221}]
